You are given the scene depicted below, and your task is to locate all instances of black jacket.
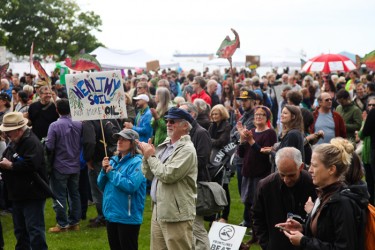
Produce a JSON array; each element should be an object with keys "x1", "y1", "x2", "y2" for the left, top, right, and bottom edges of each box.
[
  {"x1": 208, "y1": 120, "x2": 231, "y2": 150},
  {"x1": 190, "y1": 120, "x2": 212, "y2": 181},
  {"x1": 300, "y1": 183, "x2": 368, "y2": 250},
  {"x1": 252, "y1": 170, "x2": 316, "y2": 250},
  {"x1": 1, "y1": 128, "x2": 49, "y2": 201}
]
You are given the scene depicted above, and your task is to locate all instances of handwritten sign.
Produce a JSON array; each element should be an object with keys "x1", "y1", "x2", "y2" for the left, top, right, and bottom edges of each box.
[
  {"x1": 208, "y1": 222, "x2": 246, "y2": 250},
  {"x1": 65, "y1": 70, "x2": 127, "y2": 121}
]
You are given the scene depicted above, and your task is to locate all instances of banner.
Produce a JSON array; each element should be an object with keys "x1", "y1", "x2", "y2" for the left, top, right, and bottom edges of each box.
[
  {"x1": 65, "y1": 70, "x2": 127, "y2": 121},
  {"x1": 208, "y1": 222, "x2": 246, "y2": 250}
]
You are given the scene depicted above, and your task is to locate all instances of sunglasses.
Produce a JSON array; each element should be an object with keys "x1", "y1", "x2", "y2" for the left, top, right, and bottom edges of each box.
[{"x1": 368, "y1": 104, "x2": 375, "y2": 107}]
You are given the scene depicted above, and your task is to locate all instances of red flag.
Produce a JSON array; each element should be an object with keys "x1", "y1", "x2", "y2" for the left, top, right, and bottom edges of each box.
[{"x1": 216, "y1": 29, "x2": 240, "y2": 59}]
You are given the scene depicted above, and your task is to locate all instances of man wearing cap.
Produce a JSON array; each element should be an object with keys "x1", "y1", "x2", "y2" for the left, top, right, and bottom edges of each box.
[
  {"x1": 230, "y1": 88, "x2": 257, "y2": 228},
  {"x1": 179, "y1": 102, "x2": 212, "y2": 249},
  {"x1": 46, "y1": 99, "x2": 82, "y2": 233},
  {"x1": 0, "y1": 112, "x2": 49, "y2": 250},
  {"x1": 28, "y1": 85, "x2": 59, "y2": 140},
  {"x1": 124, "y1": 94, "x2": 153, "y2": 143},
  {"x1": 137, "y1": 107, "x2": 198, "y2": 250}
]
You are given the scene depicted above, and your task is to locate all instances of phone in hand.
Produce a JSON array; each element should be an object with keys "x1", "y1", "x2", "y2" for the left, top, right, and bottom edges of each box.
[{"x1": 275, "y1": 225, "x2": 291, "y2": 234}]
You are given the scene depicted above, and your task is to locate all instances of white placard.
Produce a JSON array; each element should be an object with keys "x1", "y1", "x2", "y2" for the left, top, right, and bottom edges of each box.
[
  {"x1": 208, "y1": 222, "x2": 247, "y2": 250},
  {"x1": 65, "y1": 70, "x2": 127, "y2": 121}
]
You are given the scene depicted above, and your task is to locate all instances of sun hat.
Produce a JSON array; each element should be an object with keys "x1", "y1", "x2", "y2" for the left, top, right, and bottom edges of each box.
[{"x1": 0, "y1": 112, "x2": 29, "y2": 132}]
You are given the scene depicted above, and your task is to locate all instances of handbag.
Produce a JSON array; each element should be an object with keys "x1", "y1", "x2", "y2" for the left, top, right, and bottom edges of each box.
[{"x1": 196, "y1": 181, "x2": 228, "y2": 216}]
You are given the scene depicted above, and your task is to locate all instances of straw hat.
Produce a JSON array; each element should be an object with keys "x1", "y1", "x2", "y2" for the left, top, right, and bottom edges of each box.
[{"x1": 0, "y1": 112, "x2": 29, "y2": 132}]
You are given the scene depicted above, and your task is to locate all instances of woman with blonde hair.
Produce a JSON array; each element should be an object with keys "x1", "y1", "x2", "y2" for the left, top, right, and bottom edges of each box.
[
  {"x1": 276, "y1": 138, "x2": 368, "y2": 250},
  {"x1": 208, "y1": 104, "x2": 232, "y2": 222},
  {"x1": 151, "y1": 87, "x2": 173, "y2": 147}
]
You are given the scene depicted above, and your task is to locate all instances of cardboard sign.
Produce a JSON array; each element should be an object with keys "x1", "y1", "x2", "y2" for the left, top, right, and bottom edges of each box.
[
  {"x1": 65, "y1": 70, "x2": 127, "y2": 121},
  {"x1": 208, "y1": 222, "x2": 246, "y2": 250},
  {"x1": 246, "y1": 55, "x2": 260, "y2": 69},
  {"x1": 146, "y1": 60, "x2": 160, "y2": 71}
]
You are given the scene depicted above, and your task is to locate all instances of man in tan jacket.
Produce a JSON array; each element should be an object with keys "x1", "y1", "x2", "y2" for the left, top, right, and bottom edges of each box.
[{"x1": 137, "y1": 107, "x2": 198, "y2": 249}]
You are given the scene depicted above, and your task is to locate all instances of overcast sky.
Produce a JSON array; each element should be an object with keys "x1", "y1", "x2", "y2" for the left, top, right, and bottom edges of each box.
[{"x1": 76, "y1": 0, "x2": 375, "y2": 59}]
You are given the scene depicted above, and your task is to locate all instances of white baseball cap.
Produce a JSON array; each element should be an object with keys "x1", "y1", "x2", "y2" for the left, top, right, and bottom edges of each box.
[{"x1": 133, "y1": 94, "x2": 149, "y2": 102}]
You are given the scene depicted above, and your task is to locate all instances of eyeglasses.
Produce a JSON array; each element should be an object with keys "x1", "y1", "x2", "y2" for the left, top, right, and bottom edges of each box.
[
  {"x1": 368, "y1": 104, "x2": 375, "y2": 107},
  {"x1": 254, "y1": 113, "x2": 266, "y2": 117},
  {"x1": 324, "y1": 98, "x2": 332, "y2": 102}
]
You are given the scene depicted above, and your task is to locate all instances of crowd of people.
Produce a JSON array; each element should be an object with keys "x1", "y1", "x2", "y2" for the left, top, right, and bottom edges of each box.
[{"x1": 0, "y1": 66, "x2": 374, "y2": 250}]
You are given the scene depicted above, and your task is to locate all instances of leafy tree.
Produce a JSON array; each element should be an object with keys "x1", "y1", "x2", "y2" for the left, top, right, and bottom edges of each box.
[{"x1": 0, "y1": 0, "x2": 104, "y2": 59}]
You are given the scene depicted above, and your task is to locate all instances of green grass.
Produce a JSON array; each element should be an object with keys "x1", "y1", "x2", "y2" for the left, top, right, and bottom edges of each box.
[{"x1": 1, "y1": 176, "x2": 260, "y2": 249}]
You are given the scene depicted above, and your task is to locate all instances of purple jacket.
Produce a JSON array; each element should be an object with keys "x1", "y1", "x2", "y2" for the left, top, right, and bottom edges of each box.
[{"x1": 46, "y1": 115, "x2": 82, "y2": 174}]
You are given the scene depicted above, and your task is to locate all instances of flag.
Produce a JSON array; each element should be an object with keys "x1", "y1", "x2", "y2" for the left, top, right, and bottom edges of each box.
[
  {"x1": 216, "y1": 28, "x2": 240, "y2": 59},
  {"x1": 362, "y1": 50, "x2": 375, "y2": 71},
  {"x1": 56, "y1": 62, "x2": 68, "y2": 85},
  {"x1": 33, "y1": 60, "x2": 51, "y2": 85},
  {"x1": 65, "y1": 53, "x2": 102, "y2": 71}
]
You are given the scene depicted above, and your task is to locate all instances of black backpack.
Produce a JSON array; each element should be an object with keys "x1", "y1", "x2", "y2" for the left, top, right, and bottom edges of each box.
[{"x1": 92, "y1": 119, "x2": 121, "y2": 161}]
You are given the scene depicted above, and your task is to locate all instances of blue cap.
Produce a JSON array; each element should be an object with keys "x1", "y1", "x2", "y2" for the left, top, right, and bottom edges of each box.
[{"x1": 165, "y1": 107, "x2": 194, "y2": 124}]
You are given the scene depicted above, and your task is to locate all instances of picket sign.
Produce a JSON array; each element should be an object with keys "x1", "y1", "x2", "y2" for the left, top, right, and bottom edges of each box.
[
  {"x1": 65, "y1": 70, "x2": 127, "y2": 156},
  {"x1": 208, "y1": 222, "x2": 246, "y2": 250}
]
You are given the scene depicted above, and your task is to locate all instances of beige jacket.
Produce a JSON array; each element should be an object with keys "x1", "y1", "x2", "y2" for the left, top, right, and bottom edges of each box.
[{"x1": 142, "y1": 135, "x2": 198, "y2": 222}]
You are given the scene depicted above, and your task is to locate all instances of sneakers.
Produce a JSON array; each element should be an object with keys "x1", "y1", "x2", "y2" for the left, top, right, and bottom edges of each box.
[{"x1": 48, "y1": 224, "x2": 80, "y2": 233}]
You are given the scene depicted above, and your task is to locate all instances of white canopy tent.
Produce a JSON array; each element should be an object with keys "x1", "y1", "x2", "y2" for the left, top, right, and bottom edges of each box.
[{"x1": 90, "y1": 46, "x2": 180, "y2": 70}]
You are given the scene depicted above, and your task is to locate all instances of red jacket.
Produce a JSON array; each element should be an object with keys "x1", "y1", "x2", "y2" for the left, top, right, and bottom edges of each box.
[
  {"x1": 191, "y1": 90, "x2": 212, "y2": 106},
  {"x1": 310, "y1": 108, "x2": 347, "y2": 138}
]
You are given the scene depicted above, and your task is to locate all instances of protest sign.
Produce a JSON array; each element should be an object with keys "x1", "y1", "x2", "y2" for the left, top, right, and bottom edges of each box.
[
  {"x1": 146, "y1": 60, "x2": 160, "y2": 71},
  {"x1": 208, "y1": 222, "x2": 246, "y2": 250},
  {"x1": 65, "y1": 70, "x2": 127, "y2": 121},
  {"x1": 246, "y1": 55, "x2": 260, "y2": 69}
]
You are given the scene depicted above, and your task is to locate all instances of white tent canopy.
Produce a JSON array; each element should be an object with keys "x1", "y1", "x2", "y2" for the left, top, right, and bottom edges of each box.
[{"x1": 90, "y1": 46, "x2": 179, "y2": 70}]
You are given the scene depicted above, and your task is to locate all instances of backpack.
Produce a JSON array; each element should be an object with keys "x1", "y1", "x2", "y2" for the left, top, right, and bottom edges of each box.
[
  {"x1": 366, "y1": 203, "x2": 375, "y2": 250},
  {"x1": 196, "y1": 181, "x2": 228, "y2": 216}
]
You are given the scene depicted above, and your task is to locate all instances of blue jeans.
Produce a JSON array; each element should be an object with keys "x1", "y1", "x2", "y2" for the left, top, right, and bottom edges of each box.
[
  {"x1": 50, "y1": 169, "x2": 81, "y2": 227},
  {"x1": 12, "y1": 199, "x2": 48, "y2": 250},
  {"x1": 88, "y1": 161, "x2": 104, "y2": 219}
]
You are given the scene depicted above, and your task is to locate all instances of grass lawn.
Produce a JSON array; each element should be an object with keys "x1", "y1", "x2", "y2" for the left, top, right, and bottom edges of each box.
[{"x1": 1, "y1": 176, "x2": 261, "y2": 250}]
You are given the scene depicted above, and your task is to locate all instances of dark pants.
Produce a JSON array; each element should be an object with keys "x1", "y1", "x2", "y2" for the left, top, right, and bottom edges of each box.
[
  {"x1": 221, "y1": 183, "x2": 231, "y2": 220},
  {"x1": 79, "y1": 167, "x2": 90, "y2": 220},
  {"x1": 236, "y1": 164, "x2": 242, "y2": 196},
  {"x1": 106, "y1": 222, "x2": 140, "y2": 250},
  {"x1": 88, "y1": 161, "x2": 104, "y2": 220},
  {"x1": 12, "y1": 199, "x2": 47, "y2": 250}
]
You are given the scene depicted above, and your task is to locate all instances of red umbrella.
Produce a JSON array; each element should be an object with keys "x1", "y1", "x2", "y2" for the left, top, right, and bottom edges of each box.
[{"x1": 302, "y1": 53, "x2": 357, "y2": 73}]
